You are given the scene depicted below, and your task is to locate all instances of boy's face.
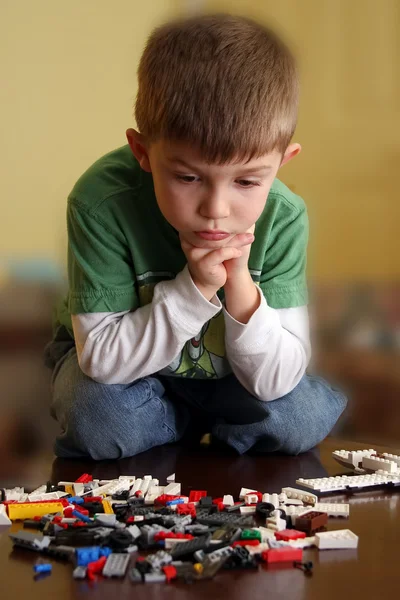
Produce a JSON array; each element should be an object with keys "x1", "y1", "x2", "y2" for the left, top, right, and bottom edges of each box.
[{"x1": 127, "y1": 130, "x2": 300, "y2": 249}]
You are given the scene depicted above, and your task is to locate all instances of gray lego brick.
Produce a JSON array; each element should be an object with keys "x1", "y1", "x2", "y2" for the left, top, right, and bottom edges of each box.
[{"x1": 102, "y1": 553, "x2": 131, "y2": 577}]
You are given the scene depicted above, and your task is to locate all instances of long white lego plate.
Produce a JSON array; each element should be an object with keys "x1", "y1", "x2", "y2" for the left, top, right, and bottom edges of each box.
[{"x1": 296, "y1": 473, "x2": 400, "y2": 493}]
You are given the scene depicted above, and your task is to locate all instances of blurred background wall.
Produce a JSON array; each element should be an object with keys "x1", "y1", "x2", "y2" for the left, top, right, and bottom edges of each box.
[{"x1": 0, "y1": 1, "x2": 399, "y2": 479}]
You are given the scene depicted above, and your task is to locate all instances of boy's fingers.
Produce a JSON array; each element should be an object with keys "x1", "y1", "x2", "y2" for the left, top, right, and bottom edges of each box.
[
  {"x1": 228, "y1": 233, "x2": 254, "y2": 248},
  {"x1": 202, "y1": 247, "x2": 242, "y2": 268}
]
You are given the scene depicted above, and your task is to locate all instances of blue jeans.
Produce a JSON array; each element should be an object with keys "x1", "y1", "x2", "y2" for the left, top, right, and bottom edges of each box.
[{"x1": 46, "y1": 342, "x2": 347, "y2": 460}]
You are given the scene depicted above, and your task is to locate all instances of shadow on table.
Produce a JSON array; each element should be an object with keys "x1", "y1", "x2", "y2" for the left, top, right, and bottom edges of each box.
[{"x1": 50, "y1": 442, "x2": 329, "y2": 496}]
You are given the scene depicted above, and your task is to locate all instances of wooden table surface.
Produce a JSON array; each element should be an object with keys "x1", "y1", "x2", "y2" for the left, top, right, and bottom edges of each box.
[{"x1": 1, "y1": 437, "x2": 399, "y2": 600}]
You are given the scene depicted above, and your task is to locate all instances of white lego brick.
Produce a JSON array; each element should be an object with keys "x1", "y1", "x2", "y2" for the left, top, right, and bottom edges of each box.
[
  {"x1": 61, "y1": 518, "x2": 77, "y2": 524},
  {"x1": 245, "y1": 542, "x2": 271, "y2": 555},
  {"x1": 222, "y1": 495, "x2": 234, "y2": 507},
  {"x1": 73, "y1": 483, "x2": 85, "y2": 496},
  {"x1": 382, "y1": 453, "x2": 400, "y2": 467},
  {"x1": 118, "y1": 476, "x2": 136, "y2": 482},
  {"x1": 145, "y1": 490, "x2": 164, "y2": 506},
  {"x1": 28, "y1": 492, "x2": 62, "y2": 502},
  {"x1": 138, "y1": 477, "x2": 152, "y2": 496},
  {"x1": 262, "y1": 493, "x2": 279, "y2": 508},
  {"x1": 115, "y1": 480, "x2": 133, "y2": 492},
  {"x1": 362, "y1": 456, "x2": 399, "y2": 474},
  {"x1": 56, "y1": 492, "x2": 69, "y2": 498},
  {"x1": 166, "y1": 473, "x2": 175, "y2": 482},
  {"x1": 33, "y1": 536, "x2": 51, "y2": 549},
  {"x1": 82, "y1": 481, "x2": 113, "y2": 496},
  {"x1": 87, "y1": 480, "x2": 126, "y2": 497},
  {"x1": 284, "y1": 505, "x2": 311, "y2": 522},
  {"x1": 244, "y1": 493, "x2": 259, "y2": 505},
  {"x1": 296, "y1": 473, "x2": 395, "y2": 493},
  {"x1": 0, "y1": 505, "x2": 11, "y2": 526},
  {"x1": 240, "y1": 505, "x2": 256, "y2": 514},
  {"x1": 4, "y1": 487, "x2": 25, "y2": 501},
  {"x1": 252, "y1": 527, "x2": 276, "y2": 542},
  {"x1": 289, "y1": 536, "x2": 316, "y2": 549},
  {"x1": 147, "y1": 481, "x2": 160, "y2": 494},
  {"x1": 282, "y1": 487, "x2": 317, "y2": 505},
  {"x1": 315, "y1": 529, "x2": 358, "y2": 550},
  {"x1": 349, "y1": 473, "x2": 399, "y2": 488},
  {"x1": 239, "y1": 487, "x2": 257, "y2": 499},
  {"x1": 314, "y1": 503, "x2": 350, "y2": 518},
  {"x1": 332, "y1": 448, "x2": 376, "y2": 470},
  {"x1": 164, "y1": 538, "x2": 192, "y2": 550},
  {"x1": 164, "y1": 482, "x2": 181, "y2": 495},
  {"x1": 107, "y1": 480, "x2": 131, "y2": 495},
  {"x1": 266, "y1": 510, "x2": 286, "y2": 531},
  {"x1": 282, "y1": 498, "x2": 304, "y2": 506},
  {"x1": 129, "y1": 479, "x2": 143, "y2": 497}
]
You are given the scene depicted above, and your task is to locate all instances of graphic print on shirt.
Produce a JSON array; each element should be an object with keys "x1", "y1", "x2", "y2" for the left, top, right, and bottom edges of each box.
[{"x1": 138, "y1": 282, "x2": 231, "y2": 379}]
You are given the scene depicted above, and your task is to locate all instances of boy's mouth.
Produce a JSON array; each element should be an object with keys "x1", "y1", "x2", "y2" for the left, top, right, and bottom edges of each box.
[{"x1": 195, "y1": 231, "x2": 230, "y2": 241}]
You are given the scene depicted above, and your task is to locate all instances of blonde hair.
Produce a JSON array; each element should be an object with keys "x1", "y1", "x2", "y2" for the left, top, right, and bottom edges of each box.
[{"x1": 135, "y1": 13, "x2": 299, "y2": 164}]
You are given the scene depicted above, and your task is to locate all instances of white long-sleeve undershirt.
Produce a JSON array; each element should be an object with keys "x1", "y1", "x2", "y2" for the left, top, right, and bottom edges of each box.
[{"x1": 72, "y1": 264, "x2": 311, "y2": 401}]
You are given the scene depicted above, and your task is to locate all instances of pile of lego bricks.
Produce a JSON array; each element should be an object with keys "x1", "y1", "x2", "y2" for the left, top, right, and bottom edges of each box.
[{"x1": 0, "y1": 469, "x2": 360, "y2": 584}]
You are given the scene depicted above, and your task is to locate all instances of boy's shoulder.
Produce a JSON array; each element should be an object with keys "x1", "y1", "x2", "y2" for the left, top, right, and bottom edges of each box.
[
  {"x1": 68, "y1": 144, "x2": 144, "y2": 214},
  {"x1": 267, "y1": 178, "x2": 307, "y2": 215}
]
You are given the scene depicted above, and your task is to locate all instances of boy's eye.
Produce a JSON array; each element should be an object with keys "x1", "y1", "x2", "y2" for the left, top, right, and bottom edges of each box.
[
  {"x1": 176, "y1": 174, "x2": 198, "y2": 183},
  {"x1": 237, "y1": 180, "x2": 260, "y2": 187}
]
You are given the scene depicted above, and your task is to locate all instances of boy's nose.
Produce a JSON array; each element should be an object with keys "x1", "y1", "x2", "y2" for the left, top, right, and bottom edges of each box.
[{"x1": 199, "y1": 189, "x2": 230, "y2": 220}]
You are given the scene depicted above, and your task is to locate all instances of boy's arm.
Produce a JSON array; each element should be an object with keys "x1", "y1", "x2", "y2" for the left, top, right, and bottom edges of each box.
[
  {"x1": 72, "y1": 265, "x2": 222, "y2": 384},
  {"x1": 222, "y1": 202, "x2": 310, "y2": 401},
  {"x1": 223, "y1": 281, "x2": 311, "y2": 401}
]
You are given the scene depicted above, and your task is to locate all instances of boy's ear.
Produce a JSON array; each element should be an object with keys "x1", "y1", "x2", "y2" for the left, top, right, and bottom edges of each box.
[
  {"x1": 126, "y1": 128, "x2": 152, "y2": 172},
  {"x1": 280, "y1": 143, "x2": 302, "y2": 168}
]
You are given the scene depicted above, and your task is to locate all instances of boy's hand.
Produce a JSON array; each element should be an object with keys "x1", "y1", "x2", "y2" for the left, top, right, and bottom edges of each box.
[
  {"x1": 223, "y1": 225, "x2": 255, "y2": 282},
  {"x1": 180, "y1": 232, "x2": 253, "y2": 300}
]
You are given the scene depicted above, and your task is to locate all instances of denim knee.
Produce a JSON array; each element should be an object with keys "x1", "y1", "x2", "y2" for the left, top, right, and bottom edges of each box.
[
  {"x1": 212, "y1": 374, "x2": 348, "y2": 456},
  {"x1": 54, "y1": 374, "x2": 176, "y2": 460},
  {"x1": 268, "y1": 375, "x2": 348, "y2": 455}
]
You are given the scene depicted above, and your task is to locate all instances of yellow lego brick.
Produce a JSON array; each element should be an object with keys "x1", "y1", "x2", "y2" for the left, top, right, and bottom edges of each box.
[
  {"x1": 65, "y1": 485, "x2": 74, "y2": 496},
  {"x1": 8, "y1": 501, "x2": 64, "y2": 521},
  {"x1": 102, "y1": 500, "x2": 114, "y2": 514},
  {"x1": 193, "y1": 563, "x2": 203, "y2": 574}
]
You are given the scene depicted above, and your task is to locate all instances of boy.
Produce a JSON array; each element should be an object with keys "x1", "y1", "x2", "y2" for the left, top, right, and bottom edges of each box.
[{"x1": 45, "y1": 14, "x2": 347, "y2": 460}]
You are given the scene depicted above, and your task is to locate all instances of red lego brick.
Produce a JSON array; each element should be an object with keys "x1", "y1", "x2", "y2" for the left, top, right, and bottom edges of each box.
[
  {"x1": 262, "y1": 547, "x2": 303, "y2": 564},
  {"x1": 176, "y1": 503, "x2": 196, "y2": 517},
  {"x1": 189, "y1": 491, "x2": 207, "y2": 503},
  {"x1": 87, "y1": 555, "x2": 107, "y2": 580},
  {"x1": 154, "y1": 494, "x2": 180, "y2": 506},
  {"x1": 83, "y1": 496, "x2": 103, "y2": 503},
  {"x1": 275, "y1": 529, "x2": 306, "y2": 541},
  {"x1": 154, "y1": 532, "x2": 194, "y2": 542},
  {"x1": 212, "y1": 497, "x2": 224, "y2": 505},
  {"x1": 163, "y1": 565, "x2": 177, "y2": 583},
  {"x1": 232, "y1": 540, "x2": 260, "y2": 547},
  {"x1": 75, "y1": 474, "x2": 93, "y2": 483},
  {"x1": 72, "y1": 505, "x2": 89, "y2": 517}
]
